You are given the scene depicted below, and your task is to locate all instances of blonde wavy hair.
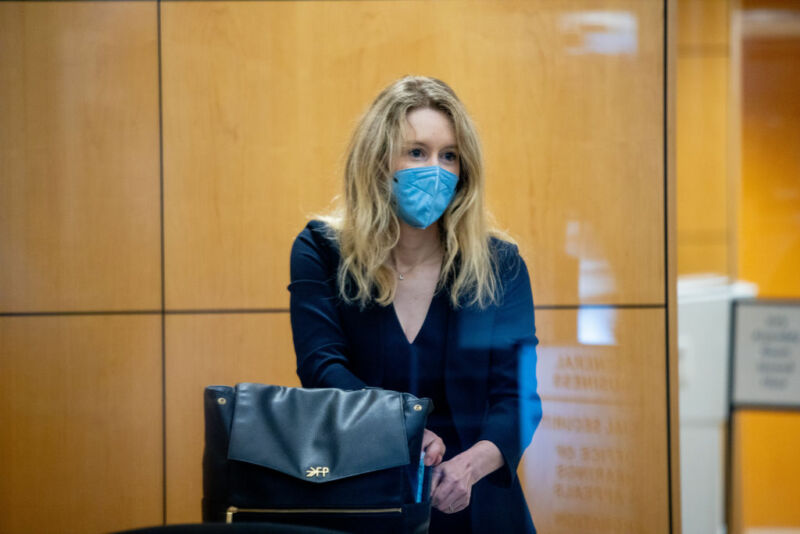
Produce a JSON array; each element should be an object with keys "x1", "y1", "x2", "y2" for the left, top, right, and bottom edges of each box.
[{"x1": 320, "y1": 75, "x2": 509, "y2": 309}]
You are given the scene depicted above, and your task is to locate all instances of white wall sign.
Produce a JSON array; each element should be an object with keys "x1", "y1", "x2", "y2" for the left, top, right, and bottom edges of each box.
[{"x1": 732, "y1": 302, "x2": 800, "y2": 407}]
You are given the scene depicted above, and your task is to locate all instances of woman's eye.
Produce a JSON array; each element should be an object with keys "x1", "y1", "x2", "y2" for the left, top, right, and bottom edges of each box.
[
  {"x1": 409, "y1": 148, "x2": 424, "y2": 158},
  {"x1": 442, "y1": 151, "x2": 458, "y2": 162}
]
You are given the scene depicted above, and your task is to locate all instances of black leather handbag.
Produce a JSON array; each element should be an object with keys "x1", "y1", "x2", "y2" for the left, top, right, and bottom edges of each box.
[{"x1": 203, "y1": 383, "x2": 434, "y2": 534}]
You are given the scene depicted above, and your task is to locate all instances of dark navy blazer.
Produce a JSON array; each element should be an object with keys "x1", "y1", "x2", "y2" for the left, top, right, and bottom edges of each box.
[{"x1": 289, "y1": 220, "x2": 541, "y2": 533}]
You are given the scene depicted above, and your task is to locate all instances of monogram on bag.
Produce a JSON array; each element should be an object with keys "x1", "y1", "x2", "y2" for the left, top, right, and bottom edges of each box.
[{"x1": 203, "y1": 384, "x2": 434, "y2": 534}]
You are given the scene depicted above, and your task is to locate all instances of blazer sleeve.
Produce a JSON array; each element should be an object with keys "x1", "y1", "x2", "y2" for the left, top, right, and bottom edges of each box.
[
  {"x1": 288, "y1": 222, "x2": 367, "y2": 390},
  {"x1": 477, "y1": 247, "x2": 542, "y2": 487}
]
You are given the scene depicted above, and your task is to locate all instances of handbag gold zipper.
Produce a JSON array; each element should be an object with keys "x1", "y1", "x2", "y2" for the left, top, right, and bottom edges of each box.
[{"x1": 226, "y1": 505, "x2": 403, "y2": 523}]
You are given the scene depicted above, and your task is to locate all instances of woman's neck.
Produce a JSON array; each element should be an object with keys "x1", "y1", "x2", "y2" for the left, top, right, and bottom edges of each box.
[{"x1": 393, "y1": 221, "x2": 443, "y2": 269}]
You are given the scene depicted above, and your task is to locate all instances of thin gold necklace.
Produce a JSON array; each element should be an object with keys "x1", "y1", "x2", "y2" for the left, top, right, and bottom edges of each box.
[{"x1": 391, "y1": 249, "x2": 441, "y2": 281}]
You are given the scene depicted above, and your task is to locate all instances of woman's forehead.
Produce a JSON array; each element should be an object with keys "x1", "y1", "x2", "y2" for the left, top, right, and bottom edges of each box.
[{"x1": 401, "y1": 108, "x2": 456, "y2": 145}]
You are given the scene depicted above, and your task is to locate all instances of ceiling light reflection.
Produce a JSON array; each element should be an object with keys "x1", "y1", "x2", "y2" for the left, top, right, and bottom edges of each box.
[{"x1": 560, "y1": 11, "x2": 638, "y2": 56}]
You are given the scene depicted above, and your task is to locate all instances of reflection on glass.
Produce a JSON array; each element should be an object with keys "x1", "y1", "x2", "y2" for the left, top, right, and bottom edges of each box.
[
  {"x1": 560, "y1": 11, "x2": 638, "y2": 56},
  {"x1": 529, "y1": 401, "x2": 642, "y2": 531},
  {"x1": 564, "y1": 221, "x2": 618, "y2": 301},
  {"x1": 523, "y1": 307, "x2": 667, "y2": 532},
  {"x1": 579, "y1": 259, "x2": 617, "y2": 301},
  {"x1": 519, "y1": 341, "x2": 543, "y2": 450},
  {"x1": 578, "y1": 307, "x2": 618, "y2": 346}
]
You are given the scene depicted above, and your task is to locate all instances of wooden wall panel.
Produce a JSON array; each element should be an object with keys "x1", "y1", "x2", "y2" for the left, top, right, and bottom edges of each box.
[
  {"x1": 678, "y1": 0, "x2": 730, "y2": 49},
  {"x1": 676, "y1": 0, "x2": 731, "y2": 277},
  {"x1": 521, "y1": 308, "x2": 670, "y2": 533},
  {"x1": 676, "y1": 57, "x2": 729, "y2": 235},
  {"x1": 0, "y1": 315, "x2": 163, "y2": 534},
  {"x1": 739, "y1": 24, "x2": 800, "y2": 297},
  {"x1": 482, "y1": 2, "x2": 665, "y2": 307},
  {"x1": 0, "y1": 2, "x2": 161, "y2": 313},
  {"x1": 161, "y1": 0, "x2": 665, "y2": 310},
  {"x1": 678, "y1": 241, "x2": 728, "y2": 275},
  {"x1": 733, "y1": 411, "x2": 800, "y2": 531},
  {"x1": 164, "y1": 313, "x2": 300, "y2": 523}
]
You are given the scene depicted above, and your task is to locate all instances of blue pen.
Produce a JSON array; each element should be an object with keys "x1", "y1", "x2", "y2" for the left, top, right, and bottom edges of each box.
[{"x1": 415, "y1": 450, "x2": 425, "y2": 503}]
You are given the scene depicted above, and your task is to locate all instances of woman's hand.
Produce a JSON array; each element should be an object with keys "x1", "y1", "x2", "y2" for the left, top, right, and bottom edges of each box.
[
  {"x1": 422, "y1": 428, "x2": 445, "y2": 466},
  {"x1": 430, "y1": 440, "x2": 504, "y2": 514},
  {"x1": 430, "y1": 454, "x2": 475, "y2": 514}
]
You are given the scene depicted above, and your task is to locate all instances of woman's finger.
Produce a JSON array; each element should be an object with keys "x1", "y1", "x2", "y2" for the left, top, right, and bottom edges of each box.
[
  {"x1": 422, "y1": 429, "x2": 445, "y2": 466},
  {"x1": 430, "y1": 465, "x2": 444, "y2": 497}
]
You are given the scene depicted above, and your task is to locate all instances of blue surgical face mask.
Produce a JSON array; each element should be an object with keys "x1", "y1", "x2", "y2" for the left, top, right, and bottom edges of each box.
[{"x1": 392, "y1": 165, "x2": 459, "y2": 229}]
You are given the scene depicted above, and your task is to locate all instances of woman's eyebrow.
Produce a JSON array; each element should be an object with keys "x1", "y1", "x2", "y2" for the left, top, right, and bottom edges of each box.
[{"x1": 403, "y1": 141, "x2": 458, "y2": 151}]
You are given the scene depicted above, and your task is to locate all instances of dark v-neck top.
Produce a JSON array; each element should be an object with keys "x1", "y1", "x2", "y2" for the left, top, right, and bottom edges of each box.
[
  {"x1": 381, "y1": 289, "x2": 462, "y2": 458},
  {"x1": 381, "y1": 289, "x2": 471, "y2": 532}
]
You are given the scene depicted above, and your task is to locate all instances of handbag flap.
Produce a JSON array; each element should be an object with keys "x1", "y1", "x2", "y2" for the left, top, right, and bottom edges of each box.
[{"x1": 227, "y1": 384, "x2": 416, "y2": 483}]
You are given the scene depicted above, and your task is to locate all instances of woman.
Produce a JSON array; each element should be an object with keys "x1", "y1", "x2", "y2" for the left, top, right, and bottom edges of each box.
[{"x1": 289, "y1": 76, "x2": 541, "y2": 533}]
